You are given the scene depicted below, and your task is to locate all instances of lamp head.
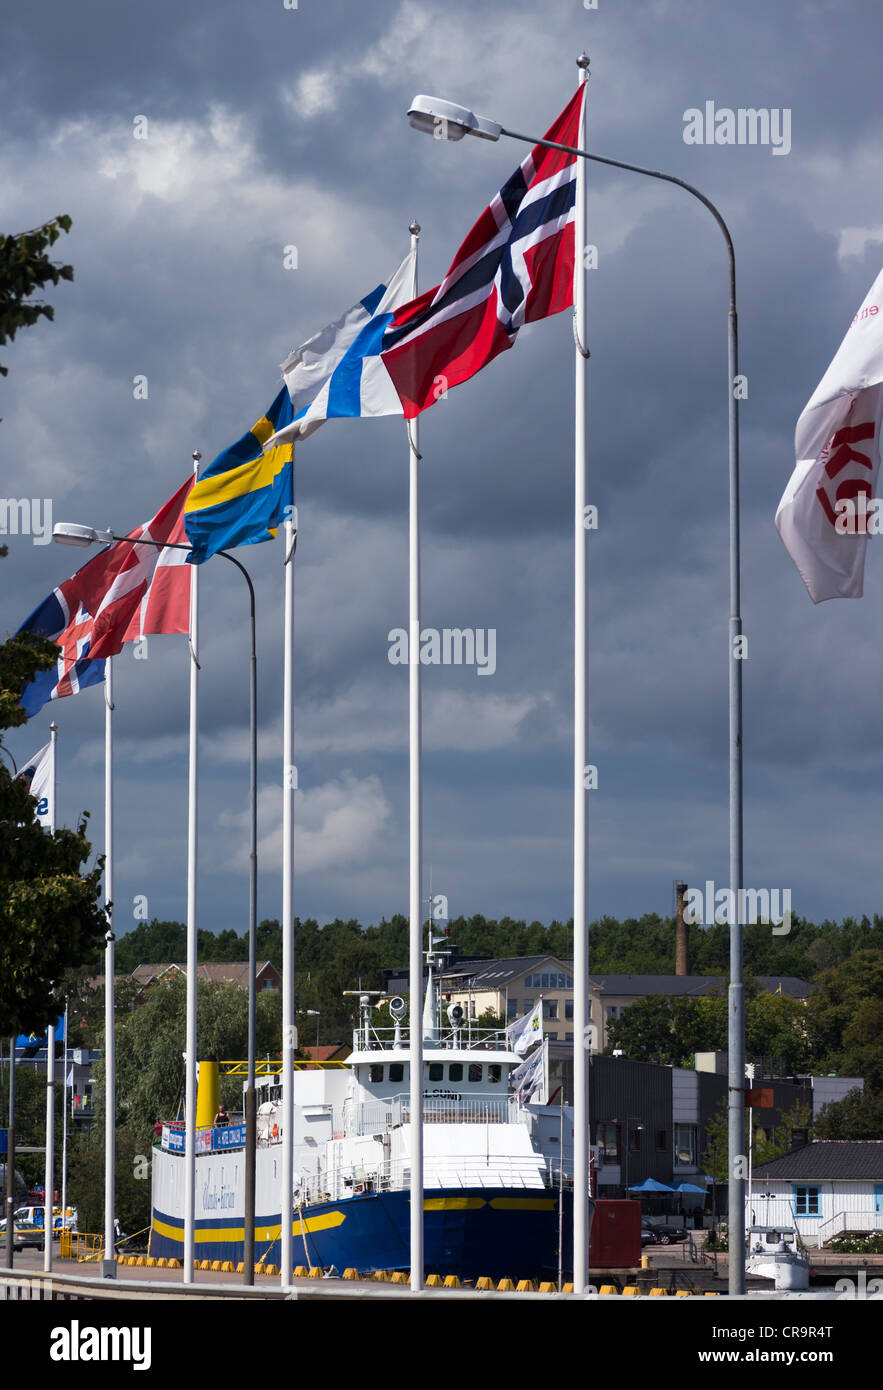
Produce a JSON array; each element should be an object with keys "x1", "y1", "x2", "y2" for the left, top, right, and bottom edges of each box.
[
  {"x1": 407, "y1": 95, "x2": 501, "y2": 142},
  {"x1": 52, "y1": 522, "x2": 112, "y2": 547}
]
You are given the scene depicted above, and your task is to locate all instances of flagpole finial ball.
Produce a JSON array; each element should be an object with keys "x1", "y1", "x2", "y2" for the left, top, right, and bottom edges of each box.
[
  {"x1": 50, "y1": 722, "x2": 58, "y2": 731},
  {"x1": 576, "y1": 52, "x2": 590, "y2": 69},
  {"x1": 192, "y1": 450, "x2": 202, "y2": 463},
  {"x1": 409, "y1": 220, "x2": 421, "y2": 237}
]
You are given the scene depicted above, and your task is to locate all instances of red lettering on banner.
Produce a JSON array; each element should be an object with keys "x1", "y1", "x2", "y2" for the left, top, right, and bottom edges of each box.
[{"x1": 815, "y1": 420, "x2": 876, "y2": 530}]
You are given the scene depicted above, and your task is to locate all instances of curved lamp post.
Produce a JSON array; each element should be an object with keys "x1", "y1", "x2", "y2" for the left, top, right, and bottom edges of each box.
[{"x1": 407, "y1": 76, "x2": 745, "y2": 1293}]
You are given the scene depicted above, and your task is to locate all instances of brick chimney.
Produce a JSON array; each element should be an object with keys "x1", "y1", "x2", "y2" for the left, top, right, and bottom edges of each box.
[{"x1": 675, "y1": 881, "x2": 689, "y2": 976}]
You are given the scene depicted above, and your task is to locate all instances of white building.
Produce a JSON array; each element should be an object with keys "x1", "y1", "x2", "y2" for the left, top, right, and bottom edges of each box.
[{"x1": 751, "y1": 1141, "x2": 883, "y2": 1248}]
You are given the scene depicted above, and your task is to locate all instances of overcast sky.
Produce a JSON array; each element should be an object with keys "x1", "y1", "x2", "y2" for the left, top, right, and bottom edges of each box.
[{"x1": 2, "y1": 0, "x2": 883, "y2": 948}]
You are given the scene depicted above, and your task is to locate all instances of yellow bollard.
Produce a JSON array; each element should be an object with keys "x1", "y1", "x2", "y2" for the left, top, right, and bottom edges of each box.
[
  {"x1": 622, "y1": 1285, "x2": 640, "y2": 1296},
  {"x1": 497, "y1": 1277, "x2": 515, "y2": 1290},
  {"x1": 425, "y1": 1273, "x2": 442, "y2": 1286},
  {"x1": 308, "y1": 1267, "x2": 323, "y2": 1279},
  {"x1": 444, "y1": 1275, "x2": 461, "y2": 1288},
  {"x1": 675, "y1": 1290, "x2": 691, "y2": 1297},
  {"x1": 475, "y1": 1277, "x2": 494, "y2": 1290},
  {"x1": 649, "y1": 1287, "x2": 668, "y2": 1296},
  {"x1": 538, "y1": 1282, "x2": 557, "y2": 1293},
  {"x1": 516, "y1": 1279, "x2": 535, "y2": 1292},
  {"x1": 293, "y1": 1265, "x2": 309, "y2": 1277},
  {"x1": 599, "y1": 1284, "x2": 619, "y2": 1296},
  {"x1": 641, "y1": 1255, "x2": 651, "y2": 1270},
  {"x1": 342, "y1": 1268, "x2": 359, "y2": 1280},
  {"x1": 562, "y1": 1282, "x2": 574, "y2": 1293},
  {"x1": 390, "y1": 1271, "x2": 409, "y2": 1284}
]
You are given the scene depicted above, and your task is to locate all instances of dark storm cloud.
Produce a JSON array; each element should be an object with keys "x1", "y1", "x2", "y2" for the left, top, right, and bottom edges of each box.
[{"x1": 2, "y1": 0, "x2": 883, "y2": 935}]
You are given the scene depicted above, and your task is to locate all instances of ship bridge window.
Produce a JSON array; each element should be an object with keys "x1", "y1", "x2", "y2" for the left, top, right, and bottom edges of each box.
[
  {"x1": 370, "y1": 1065, "x2": 384, "y2": 1083},
  {"x1": 449, "y1": 1063, "x2": 463, "y2": 1082},
  {"x1": 468, "y1": 1063, "x2": 482, "y2": 1083},
  {"x1": 389, "y1": 1063, "x2": 404, "y2": 1083},
  {"x1": 488, "y1": 1065, "x2": 502, "y2": 1084},
  {"x1": 427, "y1": 1063, "x2": 444, "y2": 1081}
]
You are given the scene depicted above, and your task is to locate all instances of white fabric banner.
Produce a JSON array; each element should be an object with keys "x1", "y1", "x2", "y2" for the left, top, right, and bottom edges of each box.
[{"x1": 776, "y1": 267, "x2": 883, "y2": 602}]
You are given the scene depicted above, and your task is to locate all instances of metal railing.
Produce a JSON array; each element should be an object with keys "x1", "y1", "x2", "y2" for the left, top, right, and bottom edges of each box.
[
  {"x1": 294, "y1": 1151, "x2": 548, "y2": 1207},
  {"x1": 333, "y1": 1093, "x2": 521, "y2": 1136},
  {"x1": 353, "y1": 1025, "x2": 511, "y2": 1053},
  {"x1": 817, "y1": 1209, "x2": 883, "y2": 1246}
]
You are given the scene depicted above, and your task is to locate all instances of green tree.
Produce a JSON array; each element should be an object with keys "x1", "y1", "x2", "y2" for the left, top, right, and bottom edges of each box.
[
  {"x1": 106, "y1": 974, "x2": 283, "y2": 1151},
  {"x1": 814, "y1": 1086, "x2": 883, "y2": 1140},
  {"x1": 0, "y1": 215, "x2": 73, "y2": 383},
  {"x1": 0, "y1": 594, "x2": 107, "y2": 1035}
]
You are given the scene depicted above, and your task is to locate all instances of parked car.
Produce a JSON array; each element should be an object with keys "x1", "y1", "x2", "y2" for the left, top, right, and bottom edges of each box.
[
  {"x1": 0, "y1": 1219, "x2": 45, "y2": 1250},
  {"x1": 641, "y1": 1218, "x2": 687, "y2": 1246}
]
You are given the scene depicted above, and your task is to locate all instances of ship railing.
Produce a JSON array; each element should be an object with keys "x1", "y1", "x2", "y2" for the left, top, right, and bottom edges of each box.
[
  {"x1": 295, "y1": 1154, "x2": 548, "y2": 1206},
  {"x1": 333, "y1": 1093, "x2": 521, "y2": 1136},
  {"x1": 357, "y1": 1025, "x2": 511, "y2": 1052}
]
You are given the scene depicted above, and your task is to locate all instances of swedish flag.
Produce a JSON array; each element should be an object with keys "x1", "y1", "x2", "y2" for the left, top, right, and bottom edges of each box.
[{"x1": 184, "y1": 388, "x2": 294, "y2": 564}]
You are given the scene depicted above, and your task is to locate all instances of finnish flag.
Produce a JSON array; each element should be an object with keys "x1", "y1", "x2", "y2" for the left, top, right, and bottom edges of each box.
[{"x1": 264, "y1": 251, "x2": 414, "y2": 448}]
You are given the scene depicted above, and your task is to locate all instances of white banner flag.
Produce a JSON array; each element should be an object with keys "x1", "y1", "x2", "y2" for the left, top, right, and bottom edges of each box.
[
  {"x1": 776, "y1": 267, "x2": 883, "y2": 602},
  {"x1": 18, "y1": 741, "x2": 52, "y2": 827},
  {"x1": 509, "y1": 1046, "x2": 545, "y2": 1103},
  {"x1": 506, "y1": 1000, "x2": 543, "y2": 1058}
]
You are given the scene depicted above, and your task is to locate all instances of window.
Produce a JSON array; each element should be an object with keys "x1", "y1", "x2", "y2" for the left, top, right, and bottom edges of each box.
[
  {"x1": 565, "y1": 1032, "x2": 574, "y2": 1041},
  {"x1": 793, "y1": 1186, "x2": 821, "y2": 1217},
  {"x1": 507, "y1": 999, "x2": 519, "y2": 1019},
  {"x1": 543, "y1": 1000, "x2": 558, "y2": 1021},
  {"x1": 674, "y1": 1125, "x2": 698, "y2": 1168},
  {"x1": 565, "y1": 1000, "x2": 574, "y2": 1021},
  {"x1": 655, "y1": 1130, "x2": 667, "y2": 1151},
  {"x1": 604, "y1": 1006, "x2": 618, "y2": 1021},
  {"x1": 541, "y1": 973, "x2": 550, "y2": 988},
  {"x1": 369, "y1": 1065, "x2": 384, "y2": 1083},
  {"x1": 629, "y1": 1126, "x2": 642, "y2": 1152},
  {"x1": 596, "y1": 1123, "x2": 619, "y2": 1164},
  {"x1": 524, "y1": 999, "x2": 534, "y2": 1011},
  {"x1": 389, "y1": 1063, "x2": 404, "y2": 1083},
  {"x1": 427, "y1": 1063, "x2": 444, "y2": 1081},
  {"x1": 468, "y1": 1063, "x2": 482, "y2": 1083},
  {"x1": 449, "y1": 1063, "x2": 463, "y2": 1081},
  {"x1": 488, "y1": 1065, "x2": 501, "y2": 1084}
]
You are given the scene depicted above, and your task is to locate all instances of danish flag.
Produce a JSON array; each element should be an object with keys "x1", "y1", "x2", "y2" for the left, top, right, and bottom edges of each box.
[
  {"x1": 380, "y1": 85, "x2": 585, "y2": 419},
  {"x1": 17, "y1": 477, "x2": 194, "y2": 717}
]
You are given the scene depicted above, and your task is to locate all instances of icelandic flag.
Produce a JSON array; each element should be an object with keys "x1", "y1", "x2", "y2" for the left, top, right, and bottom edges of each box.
[
  {"x1": 262, "y1": 251, "x2": 415, "y2": 448},
  {"x1": 17, "y1": 741, "x2": 52, "y2": 826},
  {"x1": 18, "y1": 477, "x2": 193, "y2": 717},
  {"x1": 380, "y1": 86, "x2": 585, "y2": 419}
]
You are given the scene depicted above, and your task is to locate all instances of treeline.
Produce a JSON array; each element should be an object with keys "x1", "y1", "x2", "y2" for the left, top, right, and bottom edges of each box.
[{"x1": 112, "y1": 909, "x2": 883, "y2": 982}]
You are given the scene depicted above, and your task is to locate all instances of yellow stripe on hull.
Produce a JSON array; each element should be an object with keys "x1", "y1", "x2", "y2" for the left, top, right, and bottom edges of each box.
[{"x1": 151, "y1": 1209, "x2": 347, "y2": 1244}]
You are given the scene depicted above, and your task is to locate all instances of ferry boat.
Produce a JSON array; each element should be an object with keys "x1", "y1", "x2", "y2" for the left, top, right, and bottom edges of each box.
[{"x1": 150, "y1": 945, "x2": 634, "y2": 1279}]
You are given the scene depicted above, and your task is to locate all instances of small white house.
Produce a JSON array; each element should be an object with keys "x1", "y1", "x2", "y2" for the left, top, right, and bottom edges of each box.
[{"x1": 751, "y1": 1141, "x2": 883, "y2": 1248}]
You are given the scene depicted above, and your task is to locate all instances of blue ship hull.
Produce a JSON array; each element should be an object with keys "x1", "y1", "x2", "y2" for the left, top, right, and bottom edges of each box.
[{"x1": 151, "y1": 1187, "x2": 566, "y2": 1280}]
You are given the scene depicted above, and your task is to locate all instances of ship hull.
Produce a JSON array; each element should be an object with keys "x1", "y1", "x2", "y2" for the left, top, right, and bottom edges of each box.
[{"x1": 151, "y1": 1185, "x2": 562, "y2": 1280}]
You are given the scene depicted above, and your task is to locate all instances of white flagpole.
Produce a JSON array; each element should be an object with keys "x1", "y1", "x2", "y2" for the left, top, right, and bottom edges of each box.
[
  {"x1": 184, "y1": 449, "x2": 201, "y2": 1283},
  {"x1": 102, "y1": 656, "x2": 116, "y2": 1276},
  {"x1": 61, "y1": 999, "x2": 69, "y2": 1237},
  {"x1": 280, "y1": 449, "x2": 296, "y2": 1288},
  {"x1": 407, "y1": 220, "x2": 424, "y2": 1293},
  {"x1": 43, "y1": 722, "x2": 58, "y2": 1272},
  {"x1": 572, "y1": 52, "x2": 591, "y2": 1295}
]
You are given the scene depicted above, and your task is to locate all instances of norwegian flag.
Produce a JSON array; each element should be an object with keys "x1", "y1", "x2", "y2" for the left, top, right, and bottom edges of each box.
[
  {"x1": 381, "y1": 85, "x2": 585, "y2": 419},
  {"x1": 17, "y1": 477, "x2": 194, "y2": 718}
]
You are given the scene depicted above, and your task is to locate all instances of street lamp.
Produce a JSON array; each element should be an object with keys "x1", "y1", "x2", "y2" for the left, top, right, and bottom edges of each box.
[
  {"x1": 52, "y1": 516, "x2": 260, "y2": 1284},
  {"x1": 407, "y1": 65, "x2": 745, "y2": 1294},
  {"x1": 306, "y1": 1010, "x2": 321, "y2": 1058}
]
